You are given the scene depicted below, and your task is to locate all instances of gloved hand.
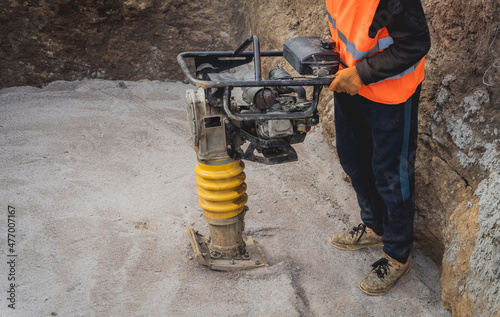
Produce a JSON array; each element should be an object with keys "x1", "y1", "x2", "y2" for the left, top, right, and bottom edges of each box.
[{"x1": 329, "y1": 66, "x2": 363, "y2": 96}]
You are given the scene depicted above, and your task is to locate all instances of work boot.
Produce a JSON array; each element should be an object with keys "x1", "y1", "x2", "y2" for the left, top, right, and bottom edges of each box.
[
  {"x1": 359, "y1": 254, "x2": 411, "y2": 296},
  {"x1": 329, "y1": 223, "x2": 383, "y2": 250}
]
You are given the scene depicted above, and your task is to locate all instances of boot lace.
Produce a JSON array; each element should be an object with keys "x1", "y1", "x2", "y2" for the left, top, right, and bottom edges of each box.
[
  {"x1": 349, "y1": 223, "x2": 367, "y2": 243},
  {"x1": 371, "y1": 258, "x2": 392, "y2": 279}
]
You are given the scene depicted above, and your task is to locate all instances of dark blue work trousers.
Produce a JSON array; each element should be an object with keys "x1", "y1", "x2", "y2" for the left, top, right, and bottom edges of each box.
[{"x1": 334, "y1": 85, "x2": 421, "y2": 263}]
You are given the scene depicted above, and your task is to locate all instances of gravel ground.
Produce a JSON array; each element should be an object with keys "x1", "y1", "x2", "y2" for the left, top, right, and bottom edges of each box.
[{"x1": 0, "y1": 80, "x2": 451, "y2": 316}]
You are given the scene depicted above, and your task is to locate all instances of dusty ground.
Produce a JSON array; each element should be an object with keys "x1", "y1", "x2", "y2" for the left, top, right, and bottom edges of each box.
[{"x1": 0, "y1": 80, "x2": 450, "y2": 316}]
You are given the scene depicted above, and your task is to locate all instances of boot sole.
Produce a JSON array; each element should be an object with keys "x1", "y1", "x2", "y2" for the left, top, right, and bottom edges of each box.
[
  {"x1": 358, "y1": 264, "x2": 411, "y2": 296},
  {"x1": 329, "y1": 239, "x2": 383, "y2": 251}
]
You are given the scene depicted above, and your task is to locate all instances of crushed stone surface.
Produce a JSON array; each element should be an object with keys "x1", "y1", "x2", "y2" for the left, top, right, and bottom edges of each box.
[{"x1": 0, "y1": 80, "x2": 451, "y2": 316}]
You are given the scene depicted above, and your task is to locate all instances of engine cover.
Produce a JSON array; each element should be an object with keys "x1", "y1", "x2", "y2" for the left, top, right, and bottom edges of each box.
[
  {"x1": 256, "y1": 120, "x2": 294, "y2": 139},
  {"x1": 185, "y1": 88, "x2": 229, "y2": 161},
  {"x1": 283, "y1": 37, "x2": 339, "y2": 75}
]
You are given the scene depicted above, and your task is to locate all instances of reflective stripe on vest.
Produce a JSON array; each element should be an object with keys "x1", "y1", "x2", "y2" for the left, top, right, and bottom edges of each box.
[
  {"x1": 326, "y1": 0, "x2": 425, "y2": 104},
  {"x1": 328, "y1": 12, "x2": 394, "y2": 61}
]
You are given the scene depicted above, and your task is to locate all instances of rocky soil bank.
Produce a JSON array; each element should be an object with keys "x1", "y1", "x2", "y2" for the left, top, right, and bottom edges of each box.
[
  {"x1": 0, "y1": 0, "x2": 247, "y2": 87},
  {"x1": 1, "y1": 0, "x2": 498, "y2": 316}
]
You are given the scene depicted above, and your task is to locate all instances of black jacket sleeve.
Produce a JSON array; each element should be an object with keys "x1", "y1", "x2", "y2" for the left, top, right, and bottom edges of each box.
[{"x1": 355, "y1": 0, "x2": 431, "y2": 85}]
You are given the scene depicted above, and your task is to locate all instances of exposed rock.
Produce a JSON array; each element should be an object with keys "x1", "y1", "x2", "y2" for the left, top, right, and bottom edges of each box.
[
  {"x1": 418, "y1": 0, "x2": 499, "y2": 315},
  {"x1": 469, "y1": 171, "x2": 500, "y2": 316}
]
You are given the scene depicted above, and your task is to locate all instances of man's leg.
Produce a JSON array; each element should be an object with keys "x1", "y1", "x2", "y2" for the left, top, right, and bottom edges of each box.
[
  {"x1": 359, "y1": 86, "x2": 420, "y2": 263},
  {"x1": 329, "y1": 92, "x2": 385, "y2": 249},
  {"x1": 334, "y1": 92, "x2": 387, "y2": 234},
  {"x1": 358, "y1": 86, "x2": 421, "y2": 295}
]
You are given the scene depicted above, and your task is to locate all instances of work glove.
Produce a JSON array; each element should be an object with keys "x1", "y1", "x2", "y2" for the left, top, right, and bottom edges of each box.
[{"x1": 329, "y1": 66, "x2": 363, "y2": 96}]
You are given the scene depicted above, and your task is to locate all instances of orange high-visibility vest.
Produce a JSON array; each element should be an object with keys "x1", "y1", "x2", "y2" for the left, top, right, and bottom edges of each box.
[{"x1": 326, "y1": 0, "x2": 425, "y2": 104}]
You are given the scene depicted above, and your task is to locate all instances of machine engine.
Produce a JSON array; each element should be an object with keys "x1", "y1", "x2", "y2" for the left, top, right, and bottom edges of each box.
[{"x1": 180, "y1": 36, "x2": 339, "y2": 165}]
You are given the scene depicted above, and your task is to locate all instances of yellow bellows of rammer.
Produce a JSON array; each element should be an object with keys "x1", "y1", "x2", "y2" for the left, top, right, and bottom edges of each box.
[{"x1": 195, "y1": 160, "x2": 248, "y2": 220}]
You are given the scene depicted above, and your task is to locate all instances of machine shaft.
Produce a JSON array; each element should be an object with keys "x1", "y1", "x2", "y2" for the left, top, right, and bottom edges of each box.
[
  {"x1": 196, "y1": 159, "x2": 248, "y2": 258},
  {"x1": 187, "y1": 158, "x2": 268, "y2": 270}
]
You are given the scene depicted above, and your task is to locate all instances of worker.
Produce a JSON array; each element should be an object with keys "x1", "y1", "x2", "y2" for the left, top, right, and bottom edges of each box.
[{"x1": 326, "y1": 0, "x2": 431, "y2": 295}]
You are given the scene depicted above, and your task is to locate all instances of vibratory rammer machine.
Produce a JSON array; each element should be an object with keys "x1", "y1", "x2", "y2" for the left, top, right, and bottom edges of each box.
[{"x1": 177, "y1": 35, "x2": 339, "y2": 270}]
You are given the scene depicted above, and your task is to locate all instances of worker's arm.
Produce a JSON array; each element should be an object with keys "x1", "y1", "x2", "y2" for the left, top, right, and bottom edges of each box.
[{"x1": 355, "y1": 0, "x2": 431, "y2": 85}]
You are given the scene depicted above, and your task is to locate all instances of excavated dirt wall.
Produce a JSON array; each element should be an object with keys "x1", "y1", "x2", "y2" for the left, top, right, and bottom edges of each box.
[
  {"x1": 416, "y1": 1, "x2": 499, "y2": 315},
  {"x1": 0, "y1": 0, "x2": 247, "y2": 87},
  {"x1": 1, "y1": 0, "x2": 499, "y2": 316}
]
